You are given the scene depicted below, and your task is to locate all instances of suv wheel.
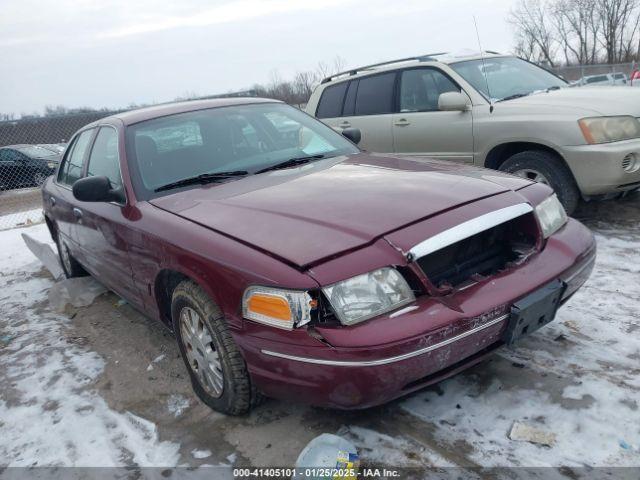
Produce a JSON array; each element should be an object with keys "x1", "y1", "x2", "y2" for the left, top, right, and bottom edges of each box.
[
  {"x1": 499, "y1": 150, "x2": 580, "y2": 215},
  {"x1": 171, "y1": 280, "x2": 260, "y2": 415},
  {"x1": 56, "y1": 236, "x2": 86, "y2": 278}
]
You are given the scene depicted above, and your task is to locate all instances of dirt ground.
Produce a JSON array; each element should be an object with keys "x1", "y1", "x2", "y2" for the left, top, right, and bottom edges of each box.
[
  {"x1": 0, "y1": 188, "x2": 41, "y2": 216},
  {"x1": 1, "y1": 192, "x2": 639, "y2": 472}
]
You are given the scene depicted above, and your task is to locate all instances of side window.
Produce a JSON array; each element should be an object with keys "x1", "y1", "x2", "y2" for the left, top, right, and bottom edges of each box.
[
  {"x1": 87, "y1": 127, "x2": 122, "y2": 189},
  {"x1": 315, "y1": 82, "x2": 348, "y2": 119},
  {"x1": 354, "y1": 72, "x2": 396, "y2": 116},
  {"x1": 342, "y1": 80, "x2": 358, "y2": 117},
  {"x1": 58, "y1": 129, "x2": 94, "y2": 186},
  {"x1": 400, "y1": 69, "x2": 460, "y2": 113}
]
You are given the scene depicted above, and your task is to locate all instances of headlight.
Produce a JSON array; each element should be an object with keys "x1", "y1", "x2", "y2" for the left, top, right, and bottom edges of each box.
[
  {"x1": 322, "y1": 267, "x2": 415, "y2": 326},
  {"x1": 579, "y1": 116, "x2": 640, "y2": 144},
  {"x1": 535, "y1": 194, "x2": 567, "y2": 238},
  {"x1": 242, "y1": 286, "x2": 313, "y2": 330}
]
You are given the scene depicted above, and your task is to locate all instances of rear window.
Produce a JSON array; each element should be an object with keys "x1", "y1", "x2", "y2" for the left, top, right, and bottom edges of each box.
[
  {"x1": 354, "y1": 72, "x2": 396, "y2": 116},
  {"x1": 58, "y1": 129, "x2": 94, "y2": 186},
  {"x1": 316, "y1": 82, "x2": 348, "y2": 119}
]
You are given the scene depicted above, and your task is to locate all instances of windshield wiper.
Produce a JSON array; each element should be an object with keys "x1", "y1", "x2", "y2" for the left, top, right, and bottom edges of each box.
[
  {"x1": 496, "y1": 92, "x2": 530, "y2": 103},
  {"x1": 254, "y1": 154, "x2": 326, "y2": 175},
  {"x1": 154, "y1": 170, "x2": 248, "y2": 192}
]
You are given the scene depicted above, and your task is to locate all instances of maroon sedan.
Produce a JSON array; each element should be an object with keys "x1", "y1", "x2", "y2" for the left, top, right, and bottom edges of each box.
[{"x1": 42, "y1": 98, "x2": 595, "y2": 415}]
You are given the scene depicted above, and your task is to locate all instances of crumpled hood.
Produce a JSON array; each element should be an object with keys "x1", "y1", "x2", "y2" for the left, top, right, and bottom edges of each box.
[
  {"x1": 149, "y1": 153, "x2": 533, "y2": 268},
  {"x1": 508, "y1": 87, "x2": 640, "y2": 116}
]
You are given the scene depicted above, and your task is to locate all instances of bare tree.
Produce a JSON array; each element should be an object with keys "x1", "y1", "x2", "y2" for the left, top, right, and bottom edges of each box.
[
  {"x1": 597, "y1": 0, "x2": 639, "y2": 62},
  {"x1": 552, "y1": 0, "x2": 601, "y2": 63},
  {"x1": 510, "y1": 0, "x2": 558, "y2": 66}
]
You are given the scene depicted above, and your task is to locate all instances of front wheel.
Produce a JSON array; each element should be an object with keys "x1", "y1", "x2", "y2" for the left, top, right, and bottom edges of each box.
[
  {"x1": 171, "y1": 280, "x2": 260, "y2": 415},
  {"x1": 499, "y1": 150, "x2": 580, "y2": 215}
]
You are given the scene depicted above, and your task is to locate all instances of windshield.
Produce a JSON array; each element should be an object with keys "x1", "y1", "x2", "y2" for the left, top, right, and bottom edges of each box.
[
  {"x1": 126, "y1": 103, "x2": 359, "y2": 197},
  {"x1": 450, "y1": 57, "x2": 567, "y2": 102},
  {"x1": 16, "y1": 145, "x2": 59, "y2": 158}
]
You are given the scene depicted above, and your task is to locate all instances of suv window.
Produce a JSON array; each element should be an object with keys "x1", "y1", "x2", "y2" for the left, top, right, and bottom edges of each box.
[
  {"x1": 400, "y1": 69, "x2": 460, "y2": 112},
  {"x1": 354, "y1": 72, "x2": 396, "y2": 116},
  {"x1": 58, "y1": 129, "x2": 94, "y2": 186},
  {"x1": 87, "y1": 127, "x2": 122, "y2": 189},
  {"x1": 316, "y1": 82, "x2": 348, "y2": 119}
]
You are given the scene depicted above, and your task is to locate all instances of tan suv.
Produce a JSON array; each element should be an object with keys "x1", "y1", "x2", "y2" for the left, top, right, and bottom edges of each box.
[{"x1": 306, "y1": 52, "x2": 640, "y2": 213}]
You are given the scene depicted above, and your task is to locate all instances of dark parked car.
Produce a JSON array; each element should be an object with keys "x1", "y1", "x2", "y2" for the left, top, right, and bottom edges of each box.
[
  {"x1": 0, "y1": 144, "x2": 61, "y2": 190},
  {"x1": 42, "y1": 98, "x2": 596, "y2": 415}
]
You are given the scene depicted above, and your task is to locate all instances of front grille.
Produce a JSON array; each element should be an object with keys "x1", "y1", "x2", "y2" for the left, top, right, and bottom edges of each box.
[{"x1": 416, "y1": 213, "x2": 537, "y2": 289}]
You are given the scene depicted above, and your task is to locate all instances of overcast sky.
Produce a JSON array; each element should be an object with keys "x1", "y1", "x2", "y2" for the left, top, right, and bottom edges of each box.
[{"x1": 1, "y1": 0, "x2": 516, "y2": 115}]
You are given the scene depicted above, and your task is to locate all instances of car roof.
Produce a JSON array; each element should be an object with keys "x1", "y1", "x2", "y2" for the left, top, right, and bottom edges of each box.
[
  {"x1": 320, "y1": 52, "x2": 509, "y2": 85},
  {"x1": 91, "y1": 97, "x2": 282, "y2": 127}
]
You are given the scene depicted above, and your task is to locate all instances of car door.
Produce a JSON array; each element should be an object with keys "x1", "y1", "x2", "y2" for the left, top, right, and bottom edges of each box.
[
  {"x1": 392, "y1": 67, "x2": 474, "y2": 163},
  {"x1": 317, "y1": 72, "x2": 396, "y2": 152},
  {"x1": 0, "y1": 149, "x2": 20, "y2": 189},
  {"x1": 73, "y1": 125, "x2": 141, "y2": 306},
  {"x1": 50, "y1": 129, "x2": 96, "y2": 255}
]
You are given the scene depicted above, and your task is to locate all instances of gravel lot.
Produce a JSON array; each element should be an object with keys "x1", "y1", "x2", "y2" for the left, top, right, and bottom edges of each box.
[{"x1": 0, "y1": 193, "x2": 639, "y2": 473}]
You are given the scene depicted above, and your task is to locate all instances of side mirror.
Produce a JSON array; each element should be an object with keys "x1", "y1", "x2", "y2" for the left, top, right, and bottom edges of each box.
[
  {"x1": 438, "y1": 92, "x2": 470, "y2": 112},
  {"x1": 73, "y1": 176, "x2": 125, "y2": 203},
  {"x1": 341, "y1": 127, "x2": 361, "y2": 145}
]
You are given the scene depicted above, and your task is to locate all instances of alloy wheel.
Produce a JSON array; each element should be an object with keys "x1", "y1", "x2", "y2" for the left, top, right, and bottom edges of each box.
[
  {"x1": 33, "y1": 172, "x2": 48, "y2": 186},
  {"x1": 179, "y1": 306, "x2": 224, "y2": 398}
]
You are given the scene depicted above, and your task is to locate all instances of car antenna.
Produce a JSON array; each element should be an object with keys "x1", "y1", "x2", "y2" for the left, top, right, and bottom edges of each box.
[{"x1": 473, "y1": 16, "x2": 494, "y2": 113}]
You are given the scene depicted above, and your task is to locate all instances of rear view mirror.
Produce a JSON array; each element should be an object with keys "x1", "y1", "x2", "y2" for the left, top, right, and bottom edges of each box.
[
  {"x1": 73, "y1": 175, "x2": 125, "y2": 203},
  {"x1": 341, "y1": 128, "x2": 361, "y2": 145},
  {"x1": 438, "y1": 92, "x2": 470, "y2": 112}
]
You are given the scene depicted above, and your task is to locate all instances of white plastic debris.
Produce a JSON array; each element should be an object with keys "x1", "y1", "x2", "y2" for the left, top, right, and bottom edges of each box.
[
  {"x1": 508, "y1": 421, "x2": 557, "y2": 447},
  {"x1": 48, "y1": 277, "x2": 108, "y2": 312},
  {"x1": 295, "y1": 433, "x2": 359, "y2": 478},
  {"x1": 21, "y1": 233, "x2": 64, "y2": 280}
]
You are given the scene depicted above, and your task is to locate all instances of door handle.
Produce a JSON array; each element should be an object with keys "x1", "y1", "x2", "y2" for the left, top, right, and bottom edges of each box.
[
  {"x1": 394, "y1": 118, "x2": 410, "y2": 126},
  {"x1": 338, "y1": 121, "x2": 351, "y2": 128},
  {"x1": 49, "y1": 197, "x2": 56, "y2": 206},
  {"x1": 72, "y1": 207, "x2": 83, "y2": 219}
]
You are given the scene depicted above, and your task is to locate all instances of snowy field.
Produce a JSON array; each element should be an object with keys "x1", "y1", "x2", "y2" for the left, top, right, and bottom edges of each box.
[{"x1": 0, "y1": 195, "x2": 638, "y2": 475}]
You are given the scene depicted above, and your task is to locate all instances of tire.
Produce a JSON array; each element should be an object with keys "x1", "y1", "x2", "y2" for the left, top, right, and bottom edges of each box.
[
  {"x1": 171, "y1": 280, "x2": 260, "y2": 415},
  {"x1": 499, "y1": 150, "x2": 580, "y2": 215},
  {"x1": 56, "y1": 235, "x2": 86, "y2": 278}
]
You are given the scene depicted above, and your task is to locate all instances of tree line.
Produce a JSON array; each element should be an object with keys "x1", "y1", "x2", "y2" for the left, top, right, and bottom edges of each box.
[{"x1": 511, "y1": 0, "x2": 640, "y2": 65}]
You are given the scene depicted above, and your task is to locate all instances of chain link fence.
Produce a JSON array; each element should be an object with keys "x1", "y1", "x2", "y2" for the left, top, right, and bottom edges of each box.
[
  {"x1": 550, "y1": 62, "x2": 638, "y2": 85},
  {"x1": 0, "y1": 111, "x2": 120, "y2": 230}
]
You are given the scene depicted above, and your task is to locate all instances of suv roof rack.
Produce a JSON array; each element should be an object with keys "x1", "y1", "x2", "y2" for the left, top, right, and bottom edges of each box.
[{"x1": 320, "y1": 52, "x2": 450, "y2": 84}]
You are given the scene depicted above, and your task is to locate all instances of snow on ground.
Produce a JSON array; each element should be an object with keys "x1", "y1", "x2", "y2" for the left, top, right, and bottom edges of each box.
[
  {"x1": 402, "y1": 230, "x2": 640, "y2": 467},
  {"x1": 0, "y1": 224, "x2": 180, "y2": 467},
  {"x1": 0, "y1": 208, "x2": 43, "y2": 231}
]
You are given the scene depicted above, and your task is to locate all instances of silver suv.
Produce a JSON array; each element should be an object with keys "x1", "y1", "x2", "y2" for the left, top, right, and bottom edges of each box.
[{"x1": 306, "y1": 52, "x2": 640, "y2": 213}]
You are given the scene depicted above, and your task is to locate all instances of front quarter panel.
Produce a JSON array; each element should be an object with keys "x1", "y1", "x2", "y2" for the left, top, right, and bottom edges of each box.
[
  {"x1": 127, "y1": 202, "x2": 320, "y2": 330},
  {"x1": 474, "y1": 103, "x2": 594, "y2": 165}
]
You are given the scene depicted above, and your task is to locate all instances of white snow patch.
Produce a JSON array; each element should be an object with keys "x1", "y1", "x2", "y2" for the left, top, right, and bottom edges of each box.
[
  {"x1": 0, "y1": 208, "x2": 44, "y2": 231},
  {"x1": 0, "y1": 224, "x2": 180, "y2": 466},
  {"x1": 167, "y1": 394, "x2": 191, "y2": 417},
  {"x1": 191, "y1": 449, "x2": 212, "y2": 459}
]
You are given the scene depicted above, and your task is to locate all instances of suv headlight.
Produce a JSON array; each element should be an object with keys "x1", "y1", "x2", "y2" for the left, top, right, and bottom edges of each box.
[
  {"x1": 242, "y1": 286, "x2": 314, "y2": 330},
  {"x1": 579, "y1": 116, "x2": 640, "y2": 144},
  {"x1": 322, "y1": 267, "x2": 415, "y2": 326},
  {"x1": 535, "y1": 194, "x2": 567, "y2": 238}
]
